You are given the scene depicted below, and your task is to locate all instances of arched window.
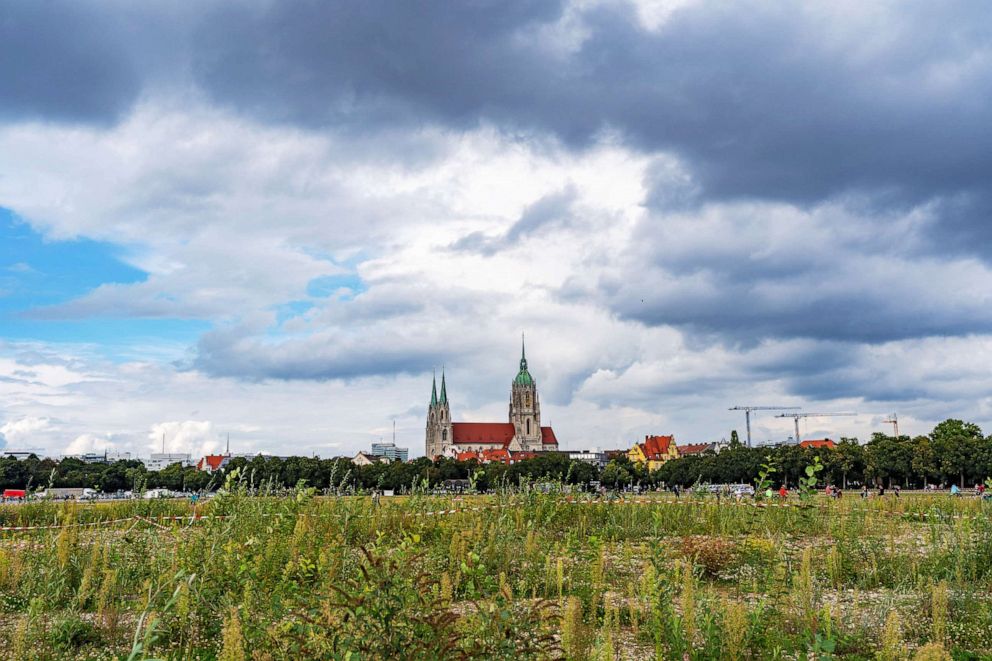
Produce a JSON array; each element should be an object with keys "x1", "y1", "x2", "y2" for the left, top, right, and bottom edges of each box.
[
  {"x1": 442, "y1": 429, "x2": 447, "y2": 441},
  {"x1": 526, "y1": 419, "x2": 531, "y2": 435}
]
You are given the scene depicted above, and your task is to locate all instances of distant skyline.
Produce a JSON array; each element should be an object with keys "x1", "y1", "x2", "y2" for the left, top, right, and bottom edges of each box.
[{"x1": 3, "y1": 1, "x2": 992, "y2": 459}]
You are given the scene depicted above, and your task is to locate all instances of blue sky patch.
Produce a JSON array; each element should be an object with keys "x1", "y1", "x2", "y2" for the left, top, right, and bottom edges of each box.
[
  {"x1": 0, "y1": 209, "x2": 207, "y2": 358},
  {"x1": 306, "y1": 273, "x2": 366, "y2": 299}
]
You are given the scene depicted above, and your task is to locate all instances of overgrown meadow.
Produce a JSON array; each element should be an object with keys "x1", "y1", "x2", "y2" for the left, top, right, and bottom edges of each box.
[{"x1": 1, "y1": 480, "x2": 990, "y2": 660}]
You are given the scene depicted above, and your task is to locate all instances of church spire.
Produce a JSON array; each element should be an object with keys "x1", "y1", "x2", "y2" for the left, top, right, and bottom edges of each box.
[
  {"x1": 430, "y1": 370, "x2": 438, "y2": 407},
  {"x1": 514, "y1": 333, "x2": 534, "y2": 386},
  {"x1": 440, "y1": 368, "x2": 448, "y2": 404}
]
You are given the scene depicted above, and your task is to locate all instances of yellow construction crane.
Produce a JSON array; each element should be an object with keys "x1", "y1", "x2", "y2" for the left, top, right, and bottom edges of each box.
[
  {"x1": 729, "y1": 405, "x2": 800, "y2": 448},
  {"x1": 775, "y1": 412, "x2": 857, "y2": 444}
]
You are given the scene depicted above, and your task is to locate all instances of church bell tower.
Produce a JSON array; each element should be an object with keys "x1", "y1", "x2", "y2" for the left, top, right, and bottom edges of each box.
[
  {"x1": 425, "y1": 370, "x2": 452, "y2": 458},
  {"x1": 508, "y1": 335, "x2": 541, "y2": 451}
]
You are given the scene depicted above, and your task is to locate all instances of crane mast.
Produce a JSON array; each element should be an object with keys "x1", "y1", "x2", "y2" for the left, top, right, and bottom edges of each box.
[
  {"x1": 729, "y1": 405, "x2": 800, "y2": 448},
  {"x1": 775, "y1": 412, "x2": 857, "y2": 444},
  {"x1": 882, "y1": 414, "x2": 899, "y2": 438}
]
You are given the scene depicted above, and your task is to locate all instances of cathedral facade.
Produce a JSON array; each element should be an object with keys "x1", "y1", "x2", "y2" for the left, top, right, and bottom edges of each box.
[{"x1": 425, "y1": 340, "x2": 559, "y2": 459}]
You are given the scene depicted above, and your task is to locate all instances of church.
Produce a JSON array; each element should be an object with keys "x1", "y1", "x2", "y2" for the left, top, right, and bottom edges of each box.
[{"x1": 425, "y1": 339, "x2": 559, "y2": 460}]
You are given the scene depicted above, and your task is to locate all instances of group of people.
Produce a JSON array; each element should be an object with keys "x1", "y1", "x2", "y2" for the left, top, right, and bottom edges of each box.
[{"x1": 857, "y1": 484, "x2": 901, "y2": 498}]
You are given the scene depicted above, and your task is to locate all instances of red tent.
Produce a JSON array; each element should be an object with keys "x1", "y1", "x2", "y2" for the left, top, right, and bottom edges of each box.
[{"x1": 2, "y1": 489, "x2": 26, "y2": 499}]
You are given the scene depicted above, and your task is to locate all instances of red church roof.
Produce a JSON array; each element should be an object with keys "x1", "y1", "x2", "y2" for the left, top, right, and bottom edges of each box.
[
  {"x1": 451, "y1": 422, "x2": 515, "y2": 445},
  {"x1": 451, "y1": 422, "x2": 558, "y2": 447},
  {"x1": 799, "y1": 439, "x2": 836, "y2": 449}
]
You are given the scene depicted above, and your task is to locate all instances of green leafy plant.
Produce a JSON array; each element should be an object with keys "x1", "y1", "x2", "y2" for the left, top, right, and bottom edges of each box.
[
  {"x1": 799, "y1": 456, "x2": 825, "y2": 500},
  {"x1": 755, "y1": 456, "x2": 778, "y2": 500}
]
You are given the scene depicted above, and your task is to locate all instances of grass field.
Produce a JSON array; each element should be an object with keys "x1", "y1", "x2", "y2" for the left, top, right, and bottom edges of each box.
[{"x1": 1, "y1": 483, "x2": 990, "y2": 660}]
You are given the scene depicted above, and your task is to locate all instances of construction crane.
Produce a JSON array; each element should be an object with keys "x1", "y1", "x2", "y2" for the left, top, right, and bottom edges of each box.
[
  {"x1": 775, "y1": 412, "x2": 857, "y2": 445},
  {"x1": 882, "y1": 413, "x2": 899, "y2": 438},
  {"x1": 729, "y1": 406, "x2": 800, "y2": 448}
]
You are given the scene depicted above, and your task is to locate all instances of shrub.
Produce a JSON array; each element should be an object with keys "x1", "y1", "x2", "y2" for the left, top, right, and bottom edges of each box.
[
  {"x1": 913, "y1": 642, "x2": 952, "y2": 661},
  {"x1": 49, "y1": 615, "x2": 102, "y2": 651},
  {"x1": 679, "y1": 536, "x2": 737, "y2": 578}
]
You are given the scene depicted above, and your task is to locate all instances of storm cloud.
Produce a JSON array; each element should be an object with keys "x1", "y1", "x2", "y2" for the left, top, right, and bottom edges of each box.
[{"x1": 3, "y1": 1, "x2": 992, "y2": 454}]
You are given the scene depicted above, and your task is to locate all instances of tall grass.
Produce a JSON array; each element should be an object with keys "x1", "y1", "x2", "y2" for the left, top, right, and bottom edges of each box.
[{"x1": 0, "y1": 490, "x2": 989, "y2": 658}]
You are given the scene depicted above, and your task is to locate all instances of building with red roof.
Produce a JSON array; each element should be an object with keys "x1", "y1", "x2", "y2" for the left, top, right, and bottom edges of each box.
[
  {"x1": 426, "y1": 338, "x2": 559, "y2": 459},
  {"x1": 455, "y1": 448, "x2": 539, "y2": 465},
  {"x1": 196, "y1": 454, "x2": 231, "y2": 472},
  {"x1": 628, "y1": 434, "x2": 679, "y2": 471},
  {"x1": 677, "y1": 443, "x2": 711, "y2": 456},
  {"x1": 799, "y1": 439, "x2": 837, "y2": 450},
  {"x1": 677, "y1": 441, "x2": 729, "y2": 456}
]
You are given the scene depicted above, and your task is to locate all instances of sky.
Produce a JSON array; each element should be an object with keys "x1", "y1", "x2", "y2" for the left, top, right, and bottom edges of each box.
[{"x1": 2, "y1": 0, "x2": 992, "y2": 459}]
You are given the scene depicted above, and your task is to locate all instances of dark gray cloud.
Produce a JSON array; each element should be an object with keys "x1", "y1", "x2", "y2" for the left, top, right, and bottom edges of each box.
[
  {"x1": 191, "y1": 0, "x2": 567, "y2": 132},
  {"x1": 606, "y1": 271, "x2": 992, "y2": 345},
  {"x1": 191, "y1": 325, "x2": 444, "y2": 381},
  {"x1": 0, "y1": 1, "x2": 143, "y2": 123},
  {"x1": 450, "y1": 186, "x2": 577, "y2": 255},
  {"x1": 9, "y1": 1, "x2": 992, "y2": 243},
  {"x1": 188, "y1": 2, "x2": 992, "y2": 223}
]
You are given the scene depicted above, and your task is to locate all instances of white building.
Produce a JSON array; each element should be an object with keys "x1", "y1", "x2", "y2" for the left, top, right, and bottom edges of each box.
[
  {"x1": 142, "y1": 453, "x2": 194, "y2": 472},
  {"x1": 370, "y1": 442, "x2": 409, "y2": 462},
  {"x1": 64, "y1": 451, "x2": 132, "y2": 464},
  {"x1": 567, "y1": 449, "x2": 608, "y2": 468},
  {"x1": 353, "y1": 451, "x2": 389, "y2": 467}
]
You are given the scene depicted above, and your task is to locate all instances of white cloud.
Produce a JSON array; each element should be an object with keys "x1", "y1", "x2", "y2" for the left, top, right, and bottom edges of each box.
[
  {"x1": 148, "y1": 420, "x2": 221, "y2": 457},
  {"x1": 0, "y1": 416, "x2": 53, "y2": 446},
  {"x1": 1, "y1": 86, "x2": 992, "y2": 459},
  {"x1": 65, "y1": 433, "x2": 120, "y2": 456}
]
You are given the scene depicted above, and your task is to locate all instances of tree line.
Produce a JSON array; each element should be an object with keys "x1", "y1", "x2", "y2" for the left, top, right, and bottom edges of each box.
[
  {"x1": 651, "y1": 418, "x2": 992, "y2": 489},
  {"x1": 0, "y1": 451, "x2": 598, "y2": 494},
  {"x1": 2, "y1": 418, "x2": 990, "y2": 494}
]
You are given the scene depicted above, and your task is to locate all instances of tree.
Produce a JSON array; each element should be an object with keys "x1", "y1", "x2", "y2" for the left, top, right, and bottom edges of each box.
[
  {"x1": 829, "y1": 438, "x2": 865, "y2": 489},
  {"x1": 930, "y1": 419, "x2": 983, "y2": 487},
  {"x1": 599, "y1": 461, "x2": 632, "y2": 489},
  {"x1": 910, "y1": 436, "x2": 938, "y2": 487},
  {"x1": 730, "y1": 430, "x2": 740, "y2": 447},
  {"x1": 565, "y1": 460, "x2": 597, "y2": 485},
  {"x1": 866, "y1": 433, "x2": 912, "y2": 488}
]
